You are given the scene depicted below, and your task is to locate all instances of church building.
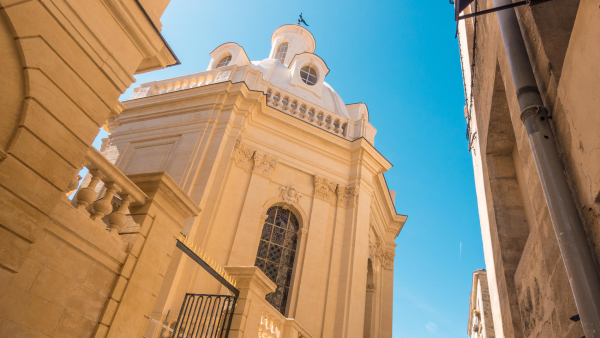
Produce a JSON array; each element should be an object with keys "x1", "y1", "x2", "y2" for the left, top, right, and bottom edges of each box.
[{"x1": 100, "y1": 24, "x2": 407, "y2": 338}]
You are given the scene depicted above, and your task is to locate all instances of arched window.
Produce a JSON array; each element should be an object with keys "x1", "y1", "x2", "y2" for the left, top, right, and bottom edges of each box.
[
  {"x1": 216, "y1": 55, "x2": 232, "y2": 68},
  {"x1": 276, "y1": 42, "x2": 288, "y2": 63},
  {"x1": 254, "y1": 206, "x2": 299, "y2": 314},
  {"x1": 300, "y1": 66, "x2": 318, "y2": 86}
]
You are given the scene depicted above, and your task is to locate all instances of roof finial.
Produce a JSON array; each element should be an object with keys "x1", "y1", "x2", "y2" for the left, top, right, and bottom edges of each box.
[{"x1": 298, "y1": 13, "x2": 309, "y2": 27}]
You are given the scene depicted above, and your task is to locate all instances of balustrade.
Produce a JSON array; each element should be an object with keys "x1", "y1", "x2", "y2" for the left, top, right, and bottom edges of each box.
[
  {"x1": 265, "y1": 88, "x2": 349, "y2": 139},
  {"x1": 131, "y1": 65, "x2": 236, "y2": 99},
  {"x1": 75, "y1": 147, "x2": 146, "y2": 234}
]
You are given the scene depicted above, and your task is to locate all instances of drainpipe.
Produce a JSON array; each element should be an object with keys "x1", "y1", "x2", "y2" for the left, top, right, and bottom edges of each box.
[{"x1": 493, "y1": 1, "x2": 600, "y2": 336}]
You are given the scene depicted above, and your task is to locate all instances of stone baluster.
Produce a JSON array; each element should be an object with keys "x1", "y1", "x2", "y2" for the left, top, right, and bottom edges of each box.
[
  {"x1": 299, "y1": 107, "x2": 307, "y2": 119},
  {"x1": 91, "y1": 181, "x2": 120, "y2": 222},
  {"x1": 291, "y1": 102, "x2": 299, "y2": 115},
  {"x1": 76, "y1": 169, "x2": 104, "y2": 209},
  {"x1": 108, "y1": 195, "x2": 133, "y2": 234},
  {"x1": 308, "y1": 110, "x2": 316, "y2": 123},
  {"x1": 335, "y1": 121, "x2": 343, "y2": 134},
  {"x1": 266, "y1": 92, "x2": 274, "y2": 105}
]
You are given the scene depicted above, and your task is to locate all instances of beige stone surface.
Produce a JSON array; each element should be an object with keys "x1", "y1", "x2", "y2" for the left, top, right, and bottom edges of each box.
[{"x1": 458, "y1": 0, "x2": 595, "y2": 336}]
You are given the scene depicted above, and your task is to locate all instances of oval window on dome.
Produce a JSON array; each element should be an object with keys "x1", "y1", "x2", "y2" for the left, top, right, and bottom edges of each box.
[
  {"x1": 216, "y1": 55, "x2": 232, "y2": 68},
  {"x1": 276, "y1": 42, "x2": 288, "y2": 63},
  {"x1": 300, "y1": 66, "x2": 317, "y2": 86}
]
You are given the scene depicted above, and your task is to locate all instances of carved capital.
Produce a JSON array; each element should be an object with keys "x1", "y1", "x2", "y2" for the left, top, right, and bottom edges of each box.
[
  {"x1": 279, "y1": 185, "x2": 302, "y2": 206},
  {"x1": 314, "y1": 175, "x2": 338, "y2": 204},
  {"x1": 369, "y1": 236, "x2": 395, "y2": 270},
  {"x1": 336, "y1": 185, "x2": 360, "y2": 207},
  {"x1": 233, "y1": 140, "x2": 255, "y2": 170},
  {"x1": 253, "y1": 151, "x2": 278, "y2": 177}
]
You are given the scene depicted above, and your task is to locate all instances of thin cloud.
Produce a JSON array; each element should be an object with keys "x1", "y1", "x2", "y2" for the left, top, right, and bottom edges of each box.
[{"x1": 426, "y1": 321, "x2": 438, "y2": 333}]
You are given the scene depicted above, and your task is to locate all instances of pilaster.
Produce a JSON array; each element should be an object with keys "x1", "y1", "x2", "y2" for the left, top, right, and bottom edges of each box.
[
  {"x1": 228, "y1": 141, "x2": 279, "y2": 266},
  {"x1": 101, "y1": 172, "x2": 199, "y2": 338}
]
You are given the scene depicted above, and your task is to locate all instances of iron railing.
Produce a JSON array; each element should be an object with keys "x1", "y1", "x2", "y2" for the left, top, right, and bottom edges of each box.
[{"x1": 171, "y1": 293, "x2": 236, "y2": 338}]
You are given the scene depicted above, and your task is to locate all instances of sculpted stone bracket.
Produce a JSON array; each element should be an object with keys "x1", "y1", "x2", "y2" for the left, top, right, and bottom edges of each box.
[
  {"x1": 233, "y1": 140, "x2": 279, "y2": 178},
  {"x1": 313, "y1": 174, "x2": 359, "y2": 207}
]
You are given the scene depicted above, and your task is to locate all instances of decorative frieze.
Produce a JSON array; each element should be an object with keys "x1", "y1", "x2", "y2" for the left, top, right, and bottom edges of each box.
[
  {"x1": 233, "y1": 140, "x2": 279, "y2": 177},
  {"x1": 279, "y1": 185, "x2": 303, "y2": 206},
  {"x1": 314, "y1": 175, "x2": 338, "y2": 204},
  {"x1": 253, "y1": 151, "x2": 278, "y2": 178}
]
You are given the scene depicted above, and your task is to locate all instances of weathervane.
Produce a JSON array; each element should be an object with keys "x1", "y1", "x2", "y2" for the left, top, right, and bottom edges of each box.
[{"x1": 298, "y1": 13, "x2": 309, "y2": 26}]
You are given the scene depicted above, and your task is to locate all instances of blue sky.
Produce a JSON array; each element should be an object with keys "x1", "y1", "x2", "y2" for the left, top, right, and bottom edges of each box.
[{"x1": 100, "y1": 0, "x2": 485, "y2": 336}]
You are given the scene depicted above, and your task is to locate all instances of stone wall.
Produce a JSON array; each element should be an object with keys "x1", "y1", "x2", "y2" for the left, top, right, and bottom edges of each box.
[
  {"x1": 0, "y1": 0, "x2": 180, "y2": 336},
  {"x1": 460, "y1": 0, "x2": 598, "y2": 336}
]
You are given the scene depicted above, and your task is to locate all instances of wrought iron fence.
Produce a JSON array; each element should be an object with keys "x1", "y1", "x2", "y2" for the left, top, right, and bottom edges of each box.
[{"x1": 171, "y1": 293, "x2": 236, "y2": 338}]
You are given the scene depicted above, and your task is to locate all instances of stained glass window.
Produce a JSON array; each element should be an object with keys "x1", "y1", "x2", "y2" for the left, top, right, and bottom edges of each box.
[{"x1": 254, "y1": 206, "x2": 300, "y2": 314}]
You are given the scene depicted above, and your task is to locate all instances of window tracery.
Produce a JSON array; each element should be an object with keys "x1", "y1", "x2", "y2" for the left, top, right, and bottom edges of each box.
[{"x1": 254, "y1": 206, "x2": 300, "y2": 314}]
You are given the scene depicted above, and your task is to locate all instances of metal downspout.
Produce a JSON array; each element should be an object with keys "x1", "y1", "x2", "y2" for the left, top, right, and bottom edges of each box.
[{"x1": 493, "y1": 1, "x2": 600, "y2": 336}]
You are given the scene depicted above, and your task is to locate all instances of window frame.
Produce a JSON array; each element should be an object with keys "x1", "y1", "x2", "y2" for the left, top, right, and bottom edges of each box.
[
  {"x1": 300, "y1": 65, "x2": 318, "y2": 86},
  {"x1": 216, "y1": 55, "x2": 232, "y2": 68},
  {"x1": 254, "y1": 206, "x2": 300, "y2": 315},
  {"x1": 276, "y1": 42, "x2": 289, "y2": 63}
]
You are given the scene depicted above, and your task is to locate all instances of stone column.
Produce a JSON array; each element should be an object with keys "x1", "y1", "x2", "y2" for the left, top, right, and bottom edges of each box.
[
  {"x1": 293, "y1": 175, "x2": 337, "y2": 333},
  {"x1": 228, "y1": 146, "x2": 278, "y2": 266},
  {"x1": 224, "y1": 267, "x2": 277, "y2": 338},
  {"x1": 97, "y1": 172, "x2": 199, "y2": 338}
]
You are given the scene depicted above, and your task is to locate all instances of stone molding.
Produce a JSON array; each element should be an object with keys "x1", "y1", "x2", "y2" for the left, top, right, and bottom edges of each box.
[
  {"x1": 233, "y1": 140, "x2": 279, "y2": 178},
  {"x1": 279, "y1": 185, "x2": 303, "y2": 206}
]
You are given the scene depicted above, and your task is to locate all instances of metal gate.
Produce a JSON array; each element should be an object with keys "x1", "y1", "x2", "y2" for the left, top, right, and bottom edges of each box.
[
  {"x1": 171, "y1": 236, "x2": 240, "y2": 338},
  {"x1": 171, "y1": 294, "x2": 236, "y2": 338}
]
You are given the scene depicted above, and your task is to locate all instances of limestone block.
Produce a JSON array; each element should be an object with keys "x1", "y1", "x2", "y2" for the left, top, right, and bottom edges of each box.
[
  {"x1": 0, "y1": 186, "x2": 49, "y2": 242},
  {"x1": 26, "y1": 69, "x2": 100, "y2": 144},
  {"x1": 53, "y1": 310, "x2": 96, "y2": 338},
  {"x1": 0, "y1": 156, "x2": 63, "y2": 215},
  {"x1": 0, "y1": 319, "x2": 50, "y2": 338},
  {"x1": 83, "y1": 263, "x2": 111, "y2": 294},
  {"x1": 21, "y1": 99, "x2": 89, "y2": 167},
  {"x1": 29, "y1": 232, "x2": 93, "y2": 283},
  {"x1": 30, "y1": 266, "x2": 106, "y2": 322},
  {"x1": 9, "y1": 127, "x2": 74, "y2": 190},
  {"x1": 12, "y1": 257, "x2": 43, "y2": 292},
  {"x1": 0, "y1": 285, "x2": 63, "y2": 336},
  {"x1": 0, "y1": 226, "x2": 30, "y2": 273}
]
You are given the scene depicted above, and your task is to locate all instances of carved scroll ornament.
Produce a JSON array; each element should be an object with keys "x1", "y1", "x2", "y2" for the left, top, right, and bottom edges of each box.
[{"x1": 279, "y1": 186, "x2": 303, "y2": 206}]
